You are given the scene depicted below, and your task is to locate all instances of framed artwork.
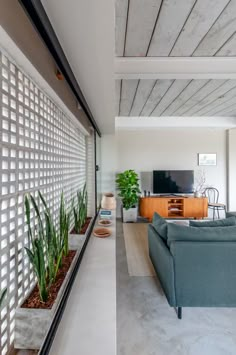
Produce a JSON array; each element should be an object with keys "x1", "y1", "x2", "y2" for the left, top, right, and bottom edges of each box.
[{"x1": 198, "y1": 153, "x2": 217, "y2": 166}]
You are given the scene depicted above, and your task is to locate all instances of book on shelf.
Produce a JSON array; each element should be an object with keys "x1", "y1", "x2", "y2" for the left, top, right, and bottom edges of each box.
[{"x1": 100, "y1": 209, "x2": 112, "y2": 218}]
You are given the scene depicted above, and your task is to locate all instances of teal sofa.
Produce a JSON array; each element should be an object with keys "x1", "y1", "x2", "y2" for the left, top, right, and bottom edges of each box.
[
  {"x1": 148, "y1": 213, "x2": 236, "y2": 319},
  {"x1": 226, "y1": 212, "x2": 236, "y2": 218}
]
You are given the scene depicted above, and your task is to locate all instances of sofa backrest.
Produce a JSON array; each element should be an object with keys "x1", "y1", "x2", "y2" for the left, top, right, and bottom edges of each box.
[
  {"x1": 167, "y1": 223, "x2": 236, "y2": 247},
  {"x1": 189, "y1": 216, "x2": 236, "y2": 227}
]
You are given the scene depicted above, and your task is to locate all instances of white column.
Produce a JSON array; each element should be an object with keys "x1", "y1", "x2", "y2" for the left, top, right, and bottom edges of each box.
[{"x1": 227, "y1": 128, "x2": 236, "y2": 211}]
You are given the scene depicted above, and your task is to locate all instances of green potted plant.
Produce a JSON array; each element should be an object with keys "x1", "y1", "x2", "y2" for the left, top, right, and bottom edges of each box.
[
  {"x1": 69, "y1": 184, "x2": 92, "y2": 250},
  {"x1": 15, "y1": 191, "x2": 77, "y2": 349},
  {"x1": 116, "y1": 170, "x2": 141, "y2": 222}
]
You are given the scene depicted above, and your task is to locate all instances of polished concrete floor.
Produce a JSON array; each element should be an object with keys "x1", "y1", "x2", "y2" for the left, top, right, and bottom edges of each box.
[{"x1": 116, "y1": 219, "x2": 236, "y2": 355}]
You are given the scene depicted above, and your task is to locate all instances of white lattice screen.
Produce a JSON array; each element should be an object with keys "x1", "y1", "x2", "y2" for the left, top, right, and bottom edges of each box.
[{"x1": 0, "y1": 50, "x2": 88, "y2": 354}]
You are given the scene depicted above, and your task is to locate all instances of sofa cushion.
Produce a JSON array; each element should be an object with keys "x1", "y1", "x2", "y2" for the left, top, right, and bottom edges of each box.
[
  {"x1": 152, "y1": 212, "x2": 167, "y2": 240},
  {"x1": 226, "y1": 212, "x2": 236, "y2": 218},
  {"x1": 167, "y1": 223, "x2": 236, "y2": 246},
  {"x1": 189, "y1": 216, "x2": 236, "y2": 228}
]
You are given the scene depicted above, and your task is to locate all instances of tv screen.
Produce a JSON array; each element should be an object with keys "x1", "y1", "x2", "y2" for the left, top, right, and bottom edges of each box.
[{"x1": 153, "y1": 170, "x2": 194, "y2": 194}]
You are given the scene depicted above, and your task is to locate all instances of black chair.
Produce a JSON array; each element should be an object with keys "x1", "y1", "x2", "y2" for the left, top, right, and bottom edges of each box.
[{"x1": 203, "y1": 187, "x2": 226, "y2": 220}]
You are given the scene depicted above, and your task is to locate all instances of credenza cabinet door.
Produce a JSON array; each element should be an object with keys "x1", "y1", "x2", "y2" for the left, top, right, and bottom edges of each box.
[
  {"x1": 139, "y1": 198, "x2": 168, "y2": 220},
  {"x1": 184, "y1": 198, "x2": 208, "y2": 218},
  {"x1": 139, "y1": 197, "x2": 208, "y2": 220}
]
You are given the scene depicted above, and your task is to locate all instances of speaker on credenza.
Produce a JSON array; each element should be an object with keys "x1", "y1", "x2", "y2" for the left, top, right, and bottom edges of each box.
[{"x1": 140, "y1": 172, "x2": 153, "y2": 195}]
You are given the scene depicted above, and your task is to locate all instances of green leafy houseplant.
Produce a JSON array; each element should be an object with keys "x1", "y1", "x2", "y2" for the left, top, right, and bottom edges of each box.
[
  {"x1": 73, "y1": 184, "x2": 88, "y2": 234},
  {"x1": 116, "y1": 170, "x2": 141, "y2": 210}
]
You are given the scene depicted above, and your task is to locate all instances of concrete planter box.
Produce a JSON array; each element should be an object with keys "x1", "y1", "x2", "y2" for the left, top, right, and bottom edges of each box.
[
  {"x1": 14, "y1": 249, "x2": 79, "y2": 350},
  {"x1": 68, "y1": 217, "x2": 93, "y2": 250},
  {"x1": 122, "y1": 207, "x2": 138, "y2": 223},
  {"x1": 15, "y1": 218, "x2": 94, "y2": 350}
]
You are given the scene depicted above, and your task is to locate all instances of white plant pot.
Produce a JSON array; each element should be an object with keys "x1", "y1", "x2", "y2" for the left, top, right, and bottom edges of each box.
[
  {"x1": 122, "y1": 207, "x2": 138, "y2": 223},
  {"x1": 101, "y1": 193, "x2": 116, "y2": 210}
]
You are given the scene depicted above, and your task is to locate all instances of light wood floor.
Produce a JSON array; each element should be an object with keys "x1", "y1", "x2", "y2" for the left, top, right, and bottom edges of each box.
[{"x1": 123, "y1": 223, "x2": 155, "y2": 277}]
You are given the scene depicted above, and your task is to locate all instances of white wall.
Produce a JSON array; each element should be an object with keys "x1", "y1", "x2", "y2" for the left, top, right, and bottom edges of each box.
[
  {"x1": 100, "y1": 134, "x2": 117, "y2": 197},
  {"x1": 42, "y1": 0, "x2": 115, "y2": 133},
  {"x1": 228, "y1": 129, "x2": 236, "y2": 211},
  {"x1": 116, "y1": 128, "x2": 227, "y2": 205}
]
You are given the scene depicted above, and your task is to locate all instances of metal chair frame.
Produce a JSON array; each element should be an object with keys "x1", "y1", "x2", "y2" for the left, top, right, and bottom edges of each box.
[{"x1": 203, "y1": 187, "x2": 226, "y2": 220}]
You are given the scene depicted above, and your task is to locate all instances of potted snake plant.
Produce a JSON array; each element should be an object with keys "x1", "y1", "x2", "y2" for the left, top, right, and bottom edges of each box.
[
  {"x1": 69, "y1": 184, "x2": 92, "y2": 250},
  {"x1": 15, "y1": 191, "x2": 78, "y2": 350},
  {"x1": 116, "y1": 170, "x2": 141, "y2": 222}
]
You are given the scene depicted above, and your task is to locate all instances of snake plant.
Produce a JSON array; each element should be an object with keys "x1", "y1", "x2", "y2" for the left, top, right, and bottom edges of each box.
[
  {"x1": 60, "y1": 192, "x2": 71, "y2": 256},
  {"x1": 25, "y1": 191, "x2": 68, "y2": 302},
  {"x1": 25, "y1": 194, "x2": 48, "y2": 302},
  {"x1": 73, "y1": 184, "x2": 88, "y2": 234}
]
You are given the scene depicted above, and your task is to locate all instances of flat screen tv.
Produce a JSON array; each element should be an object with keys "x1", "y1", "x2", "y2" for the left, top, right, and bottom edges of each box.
[{"x1": 153, "y1": 170, "x2": 194, "y2": 194}]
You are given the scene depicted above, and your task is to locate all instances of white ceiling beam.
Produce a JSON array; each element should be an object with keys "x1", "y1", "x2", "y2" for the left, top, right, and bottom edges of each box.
[
  {"x1": 115, "y1": 57, "x2": 236, "y2": 79},
  {"x1": 116, "y1": 116, "x2": 236, "y2": 130}
]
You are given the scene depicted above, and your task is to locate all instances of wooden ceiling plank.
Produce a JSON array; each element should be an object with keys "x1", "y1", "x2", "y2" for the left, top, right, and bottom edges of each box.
[
  {"x1": 170, "y1": 0, "x2": 230, "y2": 57},
  {"x1": 212, "y1": 104, "x2": 236, "y2": 117},
  {"x1": 193, "y1": 1, "x2": 236, "y2": 56},
  {"x1": 174, "y1": 79, "x2": 227, "y2": 116},
  {"x1": 119, "y1": 79, "x2": 139, "y2": 116},
  {"x1": 162, "y1": 79, "x2": 208, "y2": 116},
  {"x1": 148, "y1": 0, "x2": 196, "y2": 56},
  {"x1": 140, "y1": 79, "x2": 173, "y2": 116},
  {"x1": 195, "y1": 87, "x2": 236, "y2": 116},
  {"x1": 115, "y1": 0, "x2": 129, "y2": 56},
  {"x1": 115, "y1": 79, "x2": 121, "y2": 116},
  {"x1": 208, "y1": 99, "x2": 236, "y2": 117},
  {"x1": 184, "y1": 80, "x2": 236, "y2": 116},
  {"x1": 129, "y1": 79, "x2": 156, "y2": 116},
  {"x1": 124, "y1": 0, "x2": 162, "y2": 56},
  {"x1": 128, "y1": 79, "x2": 140, "y2": 115},
  {"x1": 151, "y1": 80, "x2": 191, "y2": 116},
  {"x1": 215, "y1": 32, "x2": 236, "y2": 56}
]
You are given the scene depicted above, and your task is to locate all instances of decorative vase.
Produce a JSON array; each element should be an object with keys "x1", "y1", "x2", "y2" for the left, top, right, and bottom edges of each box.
[
  {"x1": 101, "y1": 193, "x2": 116, "y2": 210},
  {"x1": 194, "y1": 191, "x2": 202, "y2": 198}
]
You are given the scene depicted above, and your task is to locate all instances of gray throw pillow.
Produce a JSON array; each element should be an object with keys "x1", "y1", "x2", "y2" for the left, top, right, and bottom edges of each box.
[
  {"x1": 167, "y1": 223, "x2": 236, "y2": 246},
  {"x1": 189, "y1": 216, "x2": 236, "y2": 228},
  {"x1": 152, "y1": 212, "x2": 167, "y2": 240}
]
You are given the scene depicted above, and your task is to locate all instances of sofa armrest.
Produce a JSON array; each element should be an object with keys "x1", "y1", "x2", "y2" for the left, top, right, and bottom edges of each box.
[{"x1": 148, "y1": 225, "x2": 176, "y2": 306}]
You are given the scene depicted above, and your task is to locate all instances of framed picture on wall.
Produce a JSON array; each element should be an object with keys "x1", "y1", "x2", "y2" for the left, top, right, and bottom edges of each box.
[{"x1": 198, "y1": 153, "x2": 217, "y2": 166}]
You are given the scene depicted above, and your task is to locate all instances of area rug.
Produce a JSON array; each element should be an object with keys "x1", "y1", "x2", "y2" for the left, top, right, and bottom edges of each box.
[{"x1": 122, "y1": 223, "x2": 155, "y2": 277}]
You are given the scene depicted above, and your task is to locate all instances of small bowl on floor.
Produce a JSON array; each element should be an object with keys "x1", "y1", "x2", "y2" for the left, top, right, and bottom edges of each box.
[
  {"x1": 93, "y1": 227, "x2": 111, "y2": 238},
  {"x1": 98, "y1": 219, "x2": 112, "y2": 227}
]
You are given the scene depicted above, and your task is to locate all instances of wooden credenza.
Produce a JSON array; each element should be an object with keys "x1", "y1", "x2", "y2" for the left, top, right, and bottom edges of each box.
[{"x1": 139, "y1": 196, "x2": 208, "y2": 221}]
